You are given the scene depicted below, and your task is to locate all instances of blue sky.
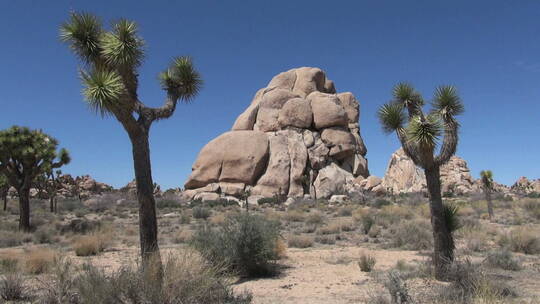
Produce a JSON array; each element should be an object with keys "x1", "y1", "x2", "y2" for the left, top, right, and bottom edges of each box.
[{"x1": 1, "y1": 0, "x2": 539, "y2": 189}]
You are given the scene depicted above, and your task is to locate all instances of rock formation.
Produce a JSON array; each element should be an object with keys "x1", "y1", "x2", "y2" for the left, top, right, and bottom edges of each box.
[
  {"x1": 381, "y1": 148, "x2": 478, "y2": 195},
  {"x1": 511, "y1": 177, "x2": 540, "y2": 194},
  {"x1": 184, "y1": 67, "x2": 369, "y2": 200}
]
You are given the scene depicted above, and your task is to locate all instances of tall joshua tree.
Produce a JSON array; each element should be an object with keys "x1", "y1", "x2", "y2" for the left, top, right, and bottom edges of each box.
[
  {"x1": 60, "y1": 13, "x2": 202, "y2": 267},
  {"x1": 0, "y1": 174, "x2": 8, "y2": 211},
  {"x1": 378, "y1": 83, "x2": 463, "y2": 280},
  {"x1": 480, "y1": 170, "x2": 494, "y2": 219},
  {"x1": 0, "y1": 126, "x2": 70, "y2": 231}
]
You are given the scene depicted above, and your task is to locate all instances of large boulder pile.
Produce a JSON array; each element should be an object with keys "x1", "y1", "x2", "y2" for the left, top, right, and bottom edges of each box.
[
  {"x1": 57, "y1": 174, "x2": 113, "y2": 198},
  {"x1": 511, "y1": 176, "x2": 540, "y2": 194},
  {"x1": 184, "y1": 67, "x2": 369, "y2": 200},
  {"x1": 381, "y1": 148, "x2": 478, "y2": 195}
]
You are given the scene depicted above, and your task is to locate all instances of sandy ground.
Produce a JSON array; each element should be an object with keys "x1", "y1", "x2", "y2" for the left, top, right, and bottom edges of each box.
[{"x1": 232, "y1": 246, "x2": 424, "y2": 304}]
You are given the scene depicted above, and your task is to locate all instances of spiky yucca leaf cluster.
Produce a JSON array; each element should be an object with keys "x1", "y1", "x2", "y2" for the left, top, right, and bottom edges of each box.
[
  {"x1": 159, "y1": 56, "x2": 203, "y2": 102},
  {"x1": 80, "y1": 69, "x2": 125, "y2": 116},
  {"x1": 480, "y1": 170, "x2": 494, "y2": 189},
  {"x1": 100, "y1": 19, "x2": 144, "y2": 68},
  {"x1": 378, "y1": 83, "x2": 463, "y2": 157},
  {"x1": 406, "y1": 114, "x2": 442, "y2": 149}
]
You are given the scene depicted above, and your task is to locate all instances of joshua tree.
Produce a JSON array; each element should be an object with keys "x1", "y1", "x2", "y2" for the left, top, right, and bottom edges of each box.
[
  {"x1": 60, "y1": 13, "x2": 202, "y2": 267},
  {"x1": 0, "y1": 174, "x2": 8, "y2": 211},
  {"x1": 0, "y1": 126, "x2": 70, "y2": 231},
  {"x1": 36, "y1": 169, "x2": 62, "y2": 213},
  {"x1": 480, "y1": 170, "x2": 494, "y2": 219},
  {"x1": 378, "y1": 83, "x2": 463, "y2": 280}
]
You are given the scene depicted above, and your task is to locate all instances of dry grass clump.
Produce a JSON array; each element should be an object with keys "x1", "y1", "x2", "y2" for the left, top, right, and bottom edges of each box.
[
  {"x1": 283, "y1": 210, "x2": 305, "y2": 222},
  {"x1": 40, "y1": 250, "x2": 252, "y2": 304},
  {"x1": 498, "y1": 227, "x2": 540, "y2": 254},
  {"x1": 24, "y1": 248, "x2": 57, "y2": 274},
  {"x1": 315, "y1": 235, "x2": 336, "y2": 245},
  {"x1": 305, "y1": 211, "x2": 324, "y2": 225},
  {"x1": 485, "y1": 249, "x2": 522, "y2": 271},
  {"x1": 459, "y1": 227, "x2": 488, "y2": 253},
  {"x1": 172, "y1": 230, "x2": 194, "y2": 244},
  {"x1": 73, "y1": 227, "x2": 114, "y2": 256},
  {"x1": 0, "y1": 272, "x2": 28, "y2": 301},
  {"x1": 287, "y1": 235, "x2": 314, "y2": 248},
  {"x1": 0, "y1": 231, "x2": 32, "y2": 248},
  {"x1": 209, "y1": 213, "x2": 227, "y2": 226},
  {"x1": 337, "y1": 206, "x2": 353, "y2": 217},
  {"x1": 358, "y1": 252, "x2": 376, "y2": 272},
  {"x1": 389, "y1": 219, "x2": 433, "y2": 250},
  {"x1": 317, "y1": 221, "x2": 343, "y2": 235}
]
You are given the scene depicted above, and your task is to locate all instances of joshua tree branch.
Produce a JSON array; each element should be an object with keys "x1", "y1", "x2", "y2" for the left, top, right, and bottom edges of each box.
[
  {"x1": 396, "y1": 128, "x2": 423, "y2": 166},
  {"x1": 435, "y1": 119, "x2": 458, "y2": 166},
  {"x1": 137, "y1": 92, "x2": 180, "y2": 122}
]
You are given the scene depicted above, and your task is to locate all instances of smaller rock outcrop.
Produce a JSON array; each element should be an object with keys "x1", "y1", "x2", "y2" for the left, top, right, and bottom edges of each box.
[
  {"x1": 511, "y1": 177, "x2": 540, "y2": 194},
  {"x1": 381, "y1": 148, "x2": 478, "y2": 195}
]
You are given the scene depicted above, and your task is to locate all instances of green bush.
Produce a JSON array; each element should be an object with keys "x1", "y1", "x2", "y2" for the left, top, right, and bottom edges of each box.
[
  {"x1": 192, "y1": 206, "x2": 211, "y2": 220},
  {"x1": 191, "y1": 213, "x2": 281, "y2": 277},
  {"x1": 390, "y1": 219, "x2": 433, "y2": 250}
]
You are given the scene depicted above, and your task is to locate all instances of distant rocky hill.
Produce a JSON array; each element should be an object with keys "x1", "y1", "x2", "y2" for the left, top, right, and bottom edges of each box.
[{"x1": 183, "y1": 67, "x2": 369, "y2": 201}]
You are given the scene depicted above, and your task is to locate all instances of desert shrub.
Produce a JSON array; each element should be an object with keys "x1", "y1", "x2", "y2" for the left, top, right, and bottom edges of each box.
[
  {"x1": 156, "y1": 198, "x2": 181, "y2": 209},
  {"x1": 378, "y1": 205, "x2": 414, "y2": 226},
  {"x1": 435, "y1": 259, "x2": 516, "y2": 303},
  {"x1": 38, "y1": 257, "x2": 77, "y2": 304},
  {"x1": 24, "y1": 248, "x2": 57, "y2": 274},
  {"x1": 0, "y1": 272, "x2": 28, "y2": 301},
  {"x1": 382, "y1": 271, "x2": 413, "y2": 304},
  {"x1": 354, "y1": 210, "x2": 375, "y2": 234},
  {"x1": 337, "y1": 206, "x2": 353, "y2": 217},
  {"x1": 305, "y1": 211, "x2": 324, "y2": 225},
  {"x1": 390, "y1": 219, "x2": 433, "y2": 250},
  {"x1": 339, "y1": 219, "x2": 355, "y2": 232},
  {"x1": 257, "y1": 196, "x2": 283, "y2": 206},
  {"x1": 371, "y1": 198, "x2": 391, "y2": 208},
  {"x1": 0, "y1": 257, "x2": 18, "y2": 273},
  {"x1": 33, "y1": 228, "x2": 57, "y2": 244},
  {"x1": 283, "y1": 210, "x2": 305, "y2": 222},
  {"x1": 0, "y1": 231, "x2": 29, "y2": 248},
  {"x1": 460, "y1": 228, "x2": 487, "y2": 252},
  {"x1": 42, "y1": 251, "x2": 251, "y2": 304},
  {"x1": 172, "y1": 230, "x2": 194, "y2": 244},
  {"x1": 358, "y1": 252, "x2": 376, "y2": 272},
  {"x1": 485, "y1": 249, "x2": 521, "y2": 271},
  {"x1": 60, "y1": 218, "x2": 101, "y2": 234},
  {"x1": 526, "y1": 192, "x2": 540, "y2": 199},
  {"x1": 193, "y1": 206, "x2": 211, "y2": 220},
  {"x1": 73, "y1": 229, "x2": 113, "y2": 256},
  {"x1": 179, "y1": 212, "x2": 191, "y2": 224},
  {"x1": 210, "y1": 213, "x2": 227, "y2": 226},
  {"x1": 287, "y1": 235, "x2": 314, "y2": 248},
  {"x1": 498, "y1": 227, "x2": 540, "y2": 254},
  {"x1": 315, "y1": 235, "x2": 336, "y2": 245},
  {"x1": 316, "y1": 222, "x2": 341, "y2": 235},
  {"x1": 191, "y1": 213, "x2": 282, "y2": 277}
]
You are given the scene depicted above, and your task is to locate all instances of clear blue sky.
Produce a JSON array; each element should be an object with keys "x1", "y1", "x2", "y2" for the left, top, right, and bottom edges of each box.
[{"x1": 1, "y1": 0, "x2": 539, "y2": 189}]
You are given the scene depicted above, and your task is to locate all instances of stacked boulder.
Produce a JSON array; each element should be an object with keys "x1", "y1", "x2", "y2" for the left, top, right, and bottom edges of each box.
[{"x1": 184, "y1": 67, "x2": 369, "y2": 201}]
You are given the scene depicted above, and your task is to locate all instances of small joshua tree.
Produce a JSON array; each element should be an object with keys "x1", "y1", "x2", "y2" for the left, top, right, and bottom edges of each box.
[
  {"x1": 0, "y1": 174, "x2": 8, "y2": 211},
  {"x1": 36, "y1": 169, "x2": 62, "y2": 213},
  {"x1": 60, "y1": 13, "x2": 202, "y2": 267},
  {"x1": 480, "y1": 170, "x2": 494, "y2": 219},
  {"x1": 378, "y1": 83, "x2": 464, "y2": 280},
  {"x1": 0, "y1": 126, "x2": 70, "y2": 231}
]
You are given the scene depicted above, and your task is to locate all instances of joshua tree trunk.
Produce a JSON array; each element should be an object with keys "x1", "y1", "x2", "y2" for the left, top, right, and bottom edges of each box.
[
  {"x1": 49, "y1": 196, "x2": 55, "y2": 213},
  {"x1": 485, "y1": 188, "x2": 493, "y2": 219},
  {"x1": 3, "y1": 196, "x2": 6, "y2": 211},
  {"x1": 17, "y1": 185, "x2": 31, "y2": 232},
  {"x1": 424, "y1": 166, "x2": 454, "y2": 280},
  {"x1": 129, "y1": 129, "x2": 162, "y2": 271}
]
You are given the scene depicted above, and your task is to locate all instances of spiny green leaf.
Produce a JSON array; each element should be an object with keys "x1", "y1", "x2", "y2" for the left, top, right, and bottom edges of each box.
[
  {"x1": 159, "y1": 56, "x2": 203, "y2": 102},
  {"x1": 80, "y1": 69, "x2": 125, "y2": 116},
  {"x1": 60, "y1": 12, "x2": 103, "y2": 63},
  {"x1": 100, "y1": 19, "x2": 144, "y2": 68},
  {"x1": 377, "y1": 102, "x2": 406, "y2": 134},
  {"x1": 406, "y1": 114, "x2": 442, "y2": 148},
  {"x1": 432, "y1": 85, "x2": 464, "y2": 119}
]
